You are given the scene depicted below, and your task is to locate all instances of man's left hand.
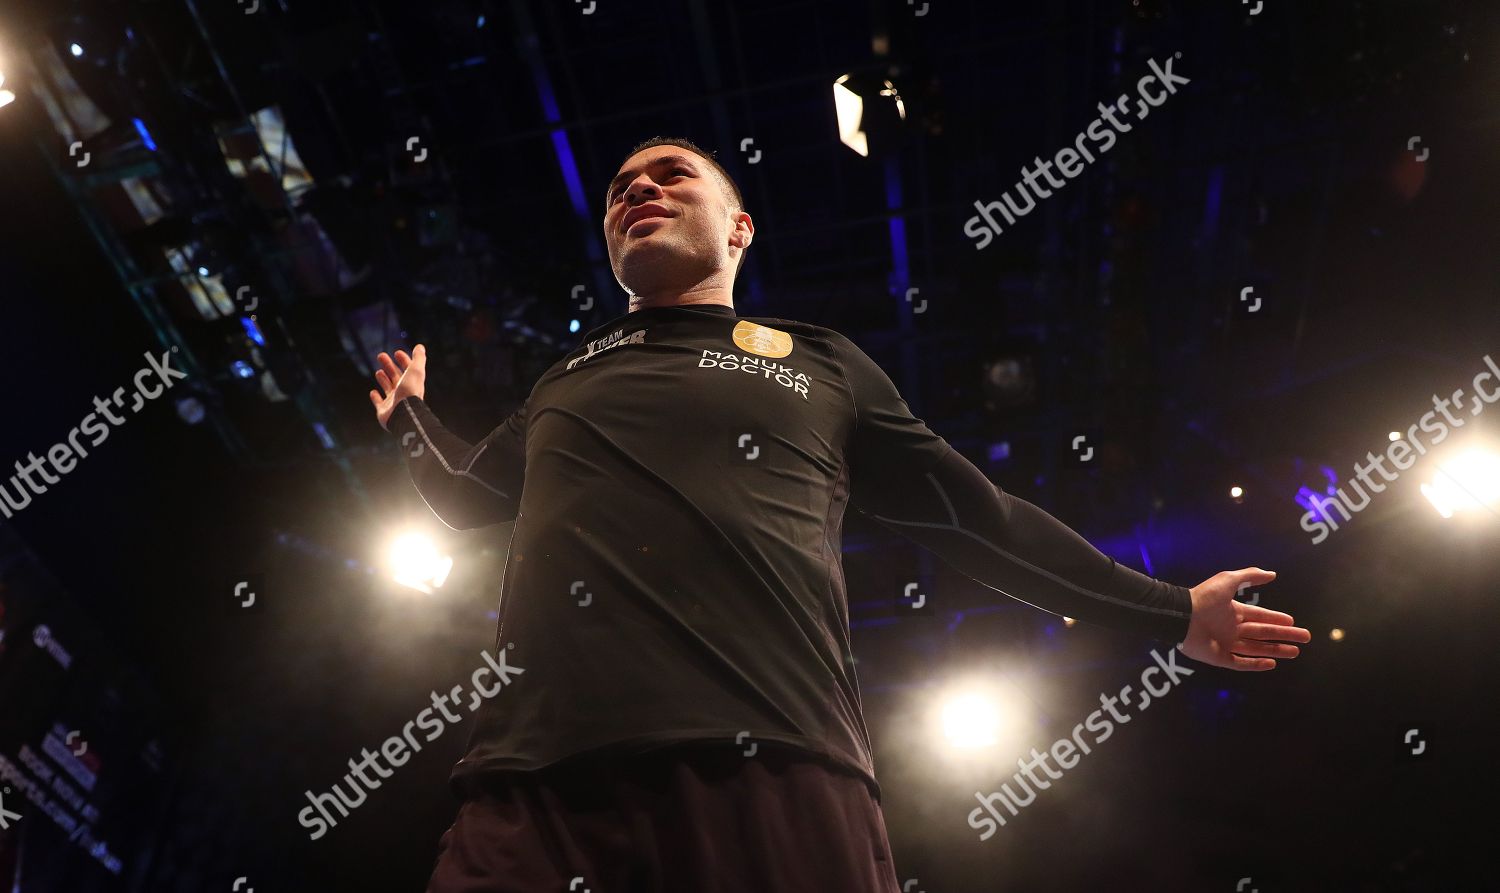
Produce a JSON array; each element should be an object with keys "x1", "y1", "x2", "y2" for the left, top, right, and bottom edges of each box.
[{"x1": 1178, "y1": 567, "x2": 1311, "y2": 671}]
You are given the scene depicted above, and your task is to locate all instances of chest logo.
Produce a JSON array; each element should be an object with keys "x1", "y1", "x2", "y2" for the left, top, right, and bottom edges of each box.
[{"x1": 732, "y1": 321, "x2": 793, "y2": 358}]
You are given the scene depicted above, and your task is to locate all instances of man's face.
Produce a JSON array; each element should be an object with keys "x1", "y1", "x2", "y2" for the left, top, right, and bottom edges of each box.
[{"x1": 602, "y1": 146, "x2": 750, "y2": 300}]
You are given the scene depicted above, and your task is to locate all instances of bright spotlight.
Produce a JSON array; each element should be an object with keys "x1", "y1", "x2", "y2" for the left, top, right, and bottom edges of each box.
[
  {"x1": 1329, "y1": 627, "x2": 1346, "y2": 641},
  {"x1": 1420, "y1": 448, "x2": 1500, "y2": 519},
  {"x1": 1230, "y1": 485, "x2": 1244, "y2": 498},
  {"x1": 387, "y1": 531, "x2": 453, "y2": 594},
  {"x1": 69, "y1": 43, "x2": 84, "y2": 58},
  {"x1": 833, "y1": 76, "x2": 868, "y2": 157},
  {"x1": 0, "y1": 72, "x2": 13, "y2": 110},
  {"x1": 1388, "y1": 431, "x2": 1401, "y2": 442},
  {"x1": 940, "y1": 691, "x2": 1001, "y2": 750},
  {"x1": 833, "y1": 72, "x2": 906, "y2": 157}
]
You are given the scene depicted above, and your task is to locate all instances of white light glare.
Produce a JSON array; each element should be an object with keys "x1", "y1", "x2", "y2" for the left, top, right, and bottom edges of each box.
[
  {"x1": 388, "y1": 532, "x2": 453, "y2": 594},
  {"x1": 832, "y1": 75, "x2": 867, "y2": 157},
  {"x1": 940, "y1": 691, "x2": 1001, "y2": 750},
  {"x1": 832, "y1": 74, "x2": 906, "y2": 158},
  {"x1": 1420, "y1": 449, "x2": 1500, "y2": 519},
  {"x1": 0, "y1": 71, "x2": 13, "y2": 110},
  {"x1": 70, "y1": 43, "x2": 84, "y2": 58}
]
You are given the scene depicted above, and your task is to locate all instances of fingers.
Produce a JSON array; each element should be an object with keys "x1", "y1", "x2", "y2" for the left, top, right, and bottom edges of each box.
[
  {"x1": 377, "y1": 351, "x2": 401, "y2": 381},
  {"x1": 1231, "y1": 639, "x2": 1301, "y2": 659},
  {"x1": 1228, "y1": 654, "x2": 1277, "y2": 672},
  {"x1": 372, "y1": 347, "x2": 424, "y2": 403},
  {"x1": 376, "y1": 347, "x2": 424, "y2": 375},
  {"x1": 1231, "y1": 566, "x2": 1277, "y2": 588},
  {"x1": 1240, "y1": 603, "x2": 1297, "y2": 626},
  {"x1": 368, "y1": 389, "x2": 382, "y2": 408},
  {"x1": 1238, "y1": 621, "x2": 1312, "y2": 643}
]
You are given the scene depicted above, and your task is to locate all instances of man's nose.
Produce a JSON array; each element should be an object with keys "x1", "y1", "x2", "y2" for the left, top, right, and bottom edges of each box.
[{"x1": 625, "y1": 180, "x2": 661, "y2": 205}]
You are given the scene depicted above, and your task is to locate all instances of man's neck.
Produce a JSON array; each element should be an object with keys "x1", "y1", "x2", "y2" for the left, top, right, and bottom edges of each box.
[{"x1": 626, "y1": 288, "x2": 734, "y2": 313}]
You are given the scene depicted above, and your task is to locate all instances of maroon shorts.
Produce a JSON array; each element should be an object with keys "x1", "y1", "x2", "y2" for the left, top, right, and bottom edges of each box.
[{"x1": 424, "y1": 743, "x2": 902, "y2": 893}]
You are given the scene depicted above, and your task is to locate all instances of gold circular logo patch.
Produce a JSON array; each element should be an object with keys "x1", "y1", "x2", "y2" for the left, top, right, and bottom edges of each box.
[{"x1": 732, "y1": 321, "x2": 794, "y2": 358}]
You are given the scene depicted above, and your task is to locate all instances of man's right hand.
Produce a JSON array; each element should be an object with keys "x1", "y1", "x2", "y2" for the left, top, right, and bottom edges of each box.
[{"x1": 368, "y1": 345, "x2": 428, "y2": 431}]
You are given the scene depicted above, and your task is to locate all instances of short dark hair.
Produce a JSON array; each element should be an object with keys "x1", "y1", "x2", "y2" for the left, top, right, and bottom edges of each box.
[{"x1": 610, "y1": 136, "x2": 749, "y2": 278}]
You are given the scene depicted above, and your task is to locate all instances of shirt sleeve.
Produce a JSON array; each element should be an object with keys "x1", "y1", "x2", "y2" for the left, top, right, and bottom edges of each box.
[
  {"x1": 387, "y1": 396, "x2": 528, "y2": 529},
  {"x1": 830, "y1": 332, "x2": 1193, "y2": 644}
]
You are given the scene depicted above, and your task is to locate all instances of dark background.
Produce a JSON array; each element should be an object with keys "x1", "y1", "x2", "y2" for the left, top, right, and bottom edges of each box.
[{"x1": 0, "y1": 0, "x2": 1497, "y2": 890}]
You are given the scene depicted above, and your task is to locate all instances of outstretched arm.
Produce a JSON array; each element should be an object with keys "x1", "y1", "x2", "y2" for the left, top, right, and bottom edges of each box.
[
  {"x1": 369, "y1": 345, "x2": 528, "y2": 529},
  {"x1": 831, "y1": 332, "x2": 1309, "y2": 668}
]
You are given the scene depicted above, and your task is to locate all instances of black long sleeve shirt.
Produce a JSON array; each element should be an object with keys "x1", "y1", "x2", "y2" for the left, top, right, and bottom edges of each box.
[{"x1": 389, "y1": 303, "x2": 1191, "y2": 797}]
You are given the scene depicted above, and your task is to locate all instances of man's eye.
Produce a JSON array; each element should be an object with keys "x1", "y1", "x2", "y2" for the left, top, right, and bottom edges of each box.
[{"x1": 610, "y1": 168, "x2": 688, "y2": 205}]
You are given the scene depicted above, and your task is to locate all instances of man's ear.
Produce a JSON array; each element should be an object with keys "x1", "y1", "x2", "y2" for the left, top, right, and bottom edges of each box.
[{"x1": 729, "y1": 210, "x2": 754, "y2": 252}]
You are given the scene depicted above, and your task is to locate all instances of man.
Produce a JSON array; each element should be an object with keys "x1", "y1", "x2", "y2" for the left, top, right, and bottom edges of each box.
[{"x1": 368, "y1": 137, "x2": 1311, "y2": 892}]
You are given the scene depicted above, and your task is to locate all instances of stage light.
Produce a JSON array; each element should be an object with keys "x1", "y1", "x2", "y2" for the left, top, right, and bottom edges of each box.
[
  {"x1": 981, "y1": 355, "x2": 1037, "y2": 409},
  {"x1": 215, "y1": 106, "x2": 314, "y2": 199},
  {"x1": 833, "y1": 72, "x2": 906, "y2": 157},
  {"x1": 1329, "y1": 628, "x2": 1345, "y2": 641},
  {"x1": 940, "y1": 691, "x2": 1001, "y2": 750},
  {"x1": 69, "y1": 43, "x2": 83, "y2": 58},
  {"x1": 231, "y1": 361, "x2": 255, "y2": 380},
  {"x1": 569, "y1": 319, "x2": 581, "y2": 333},
  {"x1": 387, "y1": 532, "x2": 453, "y2": 595},
  {"x1": 174, "y1": 396, "x2": 206, "y2": 426},
  {"x1": 131, "y1": 117, "x2": 157, "y2": 151},
  {"x1": 1062, "y1": 616, "x2": 1076, "y2": 627},
  {"x1": 1388, "y1": 431, "x2": 1401, "y2": 442},
  {"x1": 240, "y1": 316, "x2": 266, "y2": 347},
  {"x1": 1420, "y1": 448, "x2": 1500, "y2": 519},
  {"x1": 0, "y1": 71, "x2": 13, "y2": 110}
]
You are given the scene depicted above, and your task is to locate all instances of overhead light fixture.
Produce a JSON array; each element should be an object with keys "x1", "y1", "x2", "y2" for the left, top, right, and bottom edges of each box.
[
  {"x1": 981, "y1": 354, "x2": 1037, "y2": 410},
  {"x1": 216, "y1": 106, "x2": 314, "y2": 198},
  {"x1": 833, "y1": 71, "x2": 906, "y2": 157}
]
